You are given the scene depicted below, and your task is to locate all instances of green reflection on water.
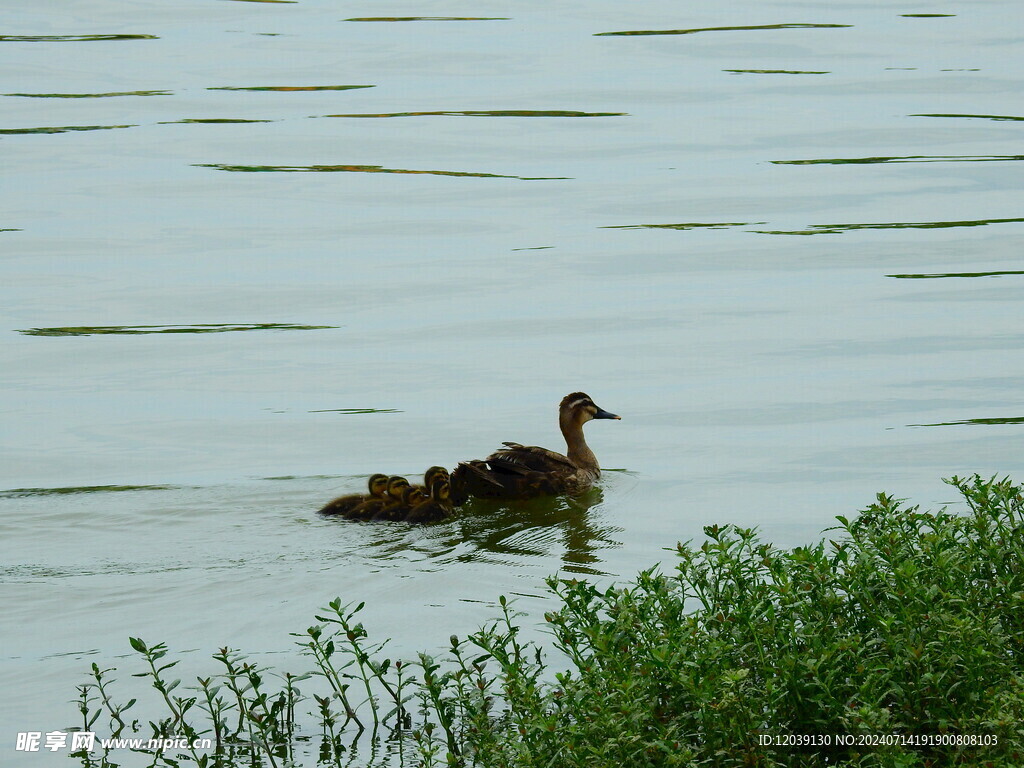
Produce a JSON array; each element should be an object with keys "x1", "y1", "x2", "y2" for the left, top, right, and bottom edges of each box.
[
  {"x1": 263, "y1": 475, "x2": 347, "y2": 481},
  {"x1": 724, "y1": 69, "x2": 829, "y2": 75},
  {"x1": 912, "y1": 113, "x2": 1024, "y2": 122},
  {"x1": 4, "y1": 90, "x2": 171, "y2": 98},
  {"x1": 322, "y1": 110, "x2": 626, "y2": 118},
  {"x1": 604, "y1": 221, "x2": 764, "y2": 231},
  {"x1": 17, "y1": 323, "x2": 337, "y2": 337},
  {"x1": 196, "y1": 163, "x2": 571, "y2": 180},
  {"x1": 910, "y1": 416, "x2": 1024, "y2": 427},
  {"x1": 0, "y1": 125, "x2": 135, "y2": 134},
  {"x1": 596, "y1": 23, "x2": 851, "y2": 37},
  {"x1": 344, "y1": 17, "x2": 509, "y2": 22},
  {"x1": 0, "y1": 34, "x2": 157, "y2": 42},
  {"x1": 308, "y1": 408, "x2": 403, "y2": 415},
  {"x1": 209, "y1": 85, "x2": 374, "y2": 92},
  {"x1": 160, "y1": 118, "x2": 275, "y2": 124},
  {"x1": 754, "y1": 217, "x2": 1024, "y2": 235},
  {"x1": 773, "y1": 155, "x2": 1024, "y2": 165},
  {"x1": 887, "y1": 270, "x2": 1024, "y2": 279},
  {"x1": 0, "y1": 485, "x2": 176, "y2": 498}
]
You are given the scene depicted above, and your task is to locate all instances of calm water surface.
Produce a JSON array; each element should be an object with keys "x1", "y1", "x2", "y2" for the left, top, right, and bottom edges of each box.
[{"x1": 3, "y1": 0, "x2": 1024, "y2": 760}]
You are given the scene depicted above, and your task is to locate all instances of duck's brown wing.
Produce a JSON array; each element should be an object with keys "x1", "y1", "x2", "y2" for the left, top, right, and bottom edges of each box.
[
  {"x1": 451, "y1": 444, "x2": 572, "y2": 502},
  {"x1": 495, "y1": 442, "x2": 575, "y2": 472},
  {"x1": 450, "y1": 460, "x2": 505, "y2": 504}
]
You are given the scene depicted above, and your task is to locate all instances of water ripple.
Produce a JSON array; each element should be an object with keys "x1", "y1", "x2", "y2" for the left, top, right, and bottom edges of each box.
[
  {"x1": 308, "y1": 408, "x2": 403, "y2": 415},
  {"x1": 322, "y1": 109, "x2": 626, "y2": 118},
  {"x1": 4, "y1": 90, "x2": 171, "y2": 98},
  {"x1": 910, "y1": 416, "x2": 1024, "y2": 427},
  {"x1": 159, "y1": 118, "x2": 275, "y2": 124},
  {"x1": 0, "y1": 485, "x2": 177, "y2": 499},
  {"x1": 17, "y1": 323, "x2": 337, "y2": 337},
  {"x1": 344, "y1": 17, "x2": 508, "y2": 22},
  {"x1": 725, "y1": 69, "x2": 829, "y2": 75},
  {"x1": 595, "y1": 23, "x2": 851, "y2": 37},
  {"x1": 604, "y1": 221, "x2": 764, "y2": 231},
  {"x1": 887, "y1": 270, "x2": 1024, "y2": 279},
  {"x1": 196, "y1": 163, "x2": 571, "y2": 180},
  {"x1": 209, "y1": 84, "x2": 374, "y2": 92},
  {"x1": 0, "y1": 34, "x2": 157, "y2": 42},
  {"x1": 773, "y1": 154, "x2": 1024, "y2": 165},
  {"x1": 0, "y1": 124, "x2": 135, "y2": 135},
  {"x1": 753, "y1": 217, "x2": 1024, "y2": 235},
  {"x1": 912, "y1": 112, "x2": 1024, "y2": 122}
]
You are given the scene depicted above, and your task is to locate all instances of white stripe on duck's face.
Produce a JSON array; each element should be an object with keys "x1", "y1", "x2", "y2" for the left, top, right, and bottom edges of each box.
[
  {"x1": 561, "y1": 393, "x2": 620, "y2": 423},
  {"x1": 565, "y1": 397, "x2": 593, "y2": 412}
]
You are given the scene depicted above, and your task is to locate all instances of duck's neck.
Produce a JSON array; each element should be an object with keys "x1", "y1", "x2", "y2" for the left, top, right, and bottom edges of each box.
[{"x1": 560, "y1": 416, "x2": 599, "y2": 472}]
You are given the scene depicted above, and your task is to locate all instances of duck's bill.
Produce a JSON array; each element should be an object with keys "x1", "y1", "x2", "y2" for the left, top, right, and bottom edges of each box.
[{"x1": 593, "y1": 408, "x2": 621, "y2": 420}]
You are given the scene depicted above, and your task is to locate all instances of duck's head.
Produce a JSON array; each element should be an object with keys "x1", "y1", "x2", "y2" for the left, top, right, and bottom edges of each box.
[
  {"x1": 386, "y1": 476, "x2": 411, "y2": 500},
  {"x1": 423, "y1": 465, "x2": 450, "y2": 488},
  {"x1": 403, "y1": 486, "x2": 427, "y2": 506},
  {"x1": 559, "y1": 392, "x2": 620, "y2": 427},
  {"x1": 367, "y1": 473, "x2": 390, "y2": 497}
]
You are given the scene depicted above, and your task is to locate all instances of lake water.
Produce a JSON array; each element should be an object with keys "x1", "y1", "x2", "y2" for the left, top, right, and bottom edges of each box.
[{"x1": 3, "y1": 0, "x2": 1024, "y2": 762}]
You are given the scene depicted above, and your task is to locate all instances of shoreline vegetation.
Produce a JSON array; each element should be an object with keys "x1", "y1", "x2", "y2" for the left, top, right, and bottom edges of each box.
[{"x1": 72, "y1": 475, "x2": 1024, "y2": 767}]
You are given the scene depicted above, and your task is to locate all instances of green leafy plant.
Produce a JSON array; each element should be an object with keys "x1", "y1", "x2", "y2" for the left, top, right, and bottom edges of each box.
[{"x1": 71, "y1": 475, "x2": 1024, "y2": 767}]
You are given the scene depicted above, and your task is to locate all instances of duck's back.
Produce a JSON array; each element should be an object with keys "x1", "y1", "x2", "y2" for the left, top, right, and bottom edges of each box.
[
  {"x1": 491, "y1": 442, "x2": 576, "y2": 472},
  {"x1": 451, "y1": 443, "x2": 589, "y2": 501}
]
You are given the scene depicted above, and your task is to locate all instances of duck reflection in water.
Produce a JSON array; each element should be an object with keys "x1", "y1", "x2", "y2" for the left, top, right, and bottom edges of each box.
[
  {"x1": 359, "y1": 485, "x2": 622, "y2": 575},
  {"x1": 449, "y1": 486, "x2": 620, "y2": 574}
]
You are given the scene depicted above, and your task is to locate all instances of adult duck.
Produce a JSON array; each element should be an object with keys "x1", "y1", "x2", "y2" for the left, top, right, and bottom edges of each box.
[{"x1": 450, "y1": 392, "x2": 620, "y2": 503}]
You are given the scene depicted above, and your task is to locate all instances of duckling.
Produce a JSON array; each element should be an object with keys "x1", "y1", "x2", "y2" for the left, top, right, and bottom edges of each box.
[
  {"x1": 450, "y1": 392, "x2": 620, "y2": 502},
  {"x1": 420, "y1": 465, "x2": 450, "y2": 493},
  {"x1": 404, "y1": 478, "x2": 453, "y2": 524},
  {"x1": 318, "y1": 473, "x2": 389, "y2": 517},
  {"x1": 399, "y1": 466, "x2": 449, "y2": 509},
  {"x1": 373, "y1": 485, "x2": 426, "y2": 522},
  {"x1": 349, "y1": 476, "x2": 410, "y2": 521},
  {"x1": 386, "y1": 475, "x2": 411, "y2": 501}
]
